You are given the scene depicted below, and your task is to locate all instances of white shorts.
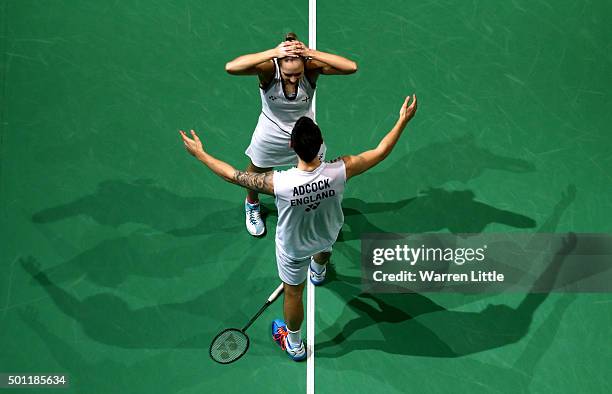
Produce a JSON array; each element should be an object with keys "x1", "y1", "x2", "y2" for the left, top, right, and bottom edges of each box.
[
  {"x1": 276, "y1": 245, "x2": 333, "y2": 286},
  {"x1": 245, "y1": 113, "x2": 327, "y2": 168}
]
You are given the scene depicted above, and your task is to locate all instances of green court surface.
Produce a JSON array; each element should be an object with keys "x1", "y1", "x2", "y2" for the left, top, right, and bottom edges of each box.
[{"x1": 1, "y1": 0, "x2": 611, "y2": 393}]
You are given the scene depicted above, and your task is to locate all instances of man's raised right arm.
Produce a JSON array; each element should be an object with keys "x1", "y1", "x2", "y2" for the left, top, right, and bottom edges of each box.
[{"x1": 342, "y1": 95, "x2": 418, "y2": 180}]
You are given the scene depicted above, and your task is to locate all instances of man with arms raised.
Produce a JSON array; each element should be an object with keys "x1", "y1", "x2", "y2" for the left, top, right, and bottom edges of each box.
[{"x1": 180, "y1": 94, "x2": 418, "y2": 361}]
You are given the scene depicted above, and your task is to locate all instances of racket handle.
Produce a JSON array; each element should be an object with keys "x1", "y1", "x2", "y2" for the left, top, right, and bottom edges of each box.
[
  {"x1": 267, "y1": 283, "x2": 284, "y2": 303},
  {"x1": 242, "y1": 283, "x2": 285, "y2": 332}
]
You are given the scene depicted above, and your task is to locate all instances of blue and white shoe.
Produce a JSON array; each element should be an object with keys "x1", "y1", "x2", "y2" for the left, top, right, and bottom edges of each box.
[
  {"x1": 245, "y1": 200, "x2": 265, "y2": 236},
  {"x1": 309, "y1": 258, "x2": 327, "y2": 286},
  {"x1": 271, "y1": 319, "x2": 306, "y2": 361}
]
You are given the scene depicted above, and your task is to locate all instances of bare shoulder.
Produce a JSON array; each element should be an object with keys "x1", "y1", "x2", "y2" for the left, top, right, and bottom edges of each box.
[
  {"x1": 340, "y1": 155, "x2": 354, "y2": 166},
  {"x1": 339, "y1": 156, "x2": 353, "y2": 179},
  {"x1": 340, "y1": 155, "x2": 366, "y2": 181}
]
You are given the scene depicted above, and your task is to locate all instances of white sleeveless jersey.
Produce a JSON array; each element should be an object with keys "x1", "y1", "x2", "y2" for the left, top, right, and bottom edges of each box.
[
  {"x1": 273, "y1": 160, "x2": 346, "y2": 259},
  {"x1": 259, "y1": 59, "x2": 315, "y2": 134}
]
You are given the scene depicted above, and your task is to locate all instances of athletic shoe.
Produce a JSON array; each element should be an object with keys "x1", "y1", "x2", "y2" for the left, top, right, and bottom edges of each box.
[
  {"x1": 245, "y1": 200, "x2": 265, "y2": 236},
  {"x1": 309, "y1": 258, "x2": 327, "y2": 286},
  {"x1": 271, "y1": 319, "x2": 306, "y2": 361}
]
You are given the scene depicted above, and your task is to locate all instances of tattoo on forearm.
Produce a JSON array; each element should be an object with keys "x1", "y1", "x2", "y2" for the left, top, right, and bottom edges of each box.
[{"x1": 233, "y1": 171, "x2": 274, "y2": 195}]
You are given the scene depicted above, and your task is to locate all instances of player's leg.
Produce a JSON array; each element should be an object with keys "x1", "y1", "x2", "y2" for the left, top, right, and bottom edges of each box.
[
  {"x1": 310, "y1": 250, "x2": 332, "y2": 286},
  {"x1": 244, "y1": 160, "x2": 272, "y2": 236},
  {"x1": 283, "y1": 281, "x2": 306, "y2": 333},
  {"x1": 272, "y1": 248, "x2": 308, "y2": 361}
]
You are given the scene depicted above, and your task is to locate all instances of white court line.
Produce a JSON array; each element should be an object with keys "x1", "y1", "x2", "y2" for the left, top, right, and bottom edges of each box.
[
  {"x1": 306, "y1": 269, "x2": 315, "y2": 394},
  {"x1": 307, "y1": 1, "x2": 316, "y2": 393},
  {"x1": 309, "y1": 0, "x2": 317, "y2": 121}
]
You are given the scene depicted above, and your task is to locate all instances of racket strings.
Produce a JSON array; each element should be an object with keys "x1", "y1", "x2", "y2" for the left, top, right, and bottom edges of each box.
[{"x1": 210, "y1": 329, "x2": 249, "y2": 364}]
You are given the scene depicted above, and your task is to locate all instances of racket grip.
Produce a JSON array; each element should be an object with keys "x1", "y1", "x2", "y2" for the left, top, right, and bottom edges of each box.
[
  {"x1": 242, "y1": 283, "x2": 285, "y2": 332},
  {"x1": 267, "y1": 283, "x2": 284, "y2": 303}
]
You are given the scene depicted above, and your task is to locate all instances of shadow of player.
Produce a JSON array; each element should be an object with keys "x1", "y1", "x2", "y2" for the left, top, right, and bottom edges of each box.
[
  {"x1": 20, "y1": 242, "x2": 277, "y2": 349},
  {"x1": 350, "y1": 133, "x2": 535, "y2": 197},
  {"x1": 17, "y1": 306, "x2": 227, "y2": 393},
  {"x1": 318, "y1": 233, "x2": 577, "y2": 358},
  {"x1": 28, "y1": 231, "x2": 232, "y2": 288},
  {"x1": 31, "y1": 178, "x2": 242, "y2": 236},
  {"x1": 317, "y1": 185, "x2": 576, "y2": 358},
  {"x1": 339, "y1": 187, "x2": 536, "y2": 242},
  {"x1": 316, "y1": 291, "x2": 577, "y2": 393}
]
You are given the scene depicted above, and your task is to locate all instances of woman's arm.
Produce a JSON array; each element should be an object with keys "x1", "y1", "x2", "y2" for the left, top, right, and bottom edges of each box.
[
  {"x1": 306, "y1": 50, "x2": 358, "y2": 75},
  {"x1": 225, "y1": 41, "x2": 301, "y2": 76},
  {"x1": 293, "y1": 42, "x2": 358, "y2": 75},
  {"x1": 225, "y1": 49, "x2": 276, "y2": 76}
]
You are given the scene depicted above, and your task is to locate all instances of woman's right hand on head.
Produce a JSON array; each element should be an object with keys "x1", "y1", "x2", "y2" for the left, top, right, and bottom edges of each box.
[
  {"x1": 289, "y1": 41, "x2": 311, "y2": 57},
  {"x1": 275, "y1": 41, "x2": 300, "y2": 58}
]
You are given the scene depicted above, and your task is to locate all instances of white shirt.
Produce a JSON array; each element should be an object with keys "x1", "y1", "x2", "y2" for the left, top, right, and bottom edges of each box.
[
  {"x1": 259, "y1": 59, "x2": 315, "y2": 135},
  {"x1": 273, "y1": 160, "x2": 346, "y2": 259}
]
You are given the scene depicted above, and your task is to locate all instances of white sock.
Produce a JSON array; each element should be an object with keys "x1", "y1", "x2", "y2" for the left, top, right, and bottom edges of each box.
[
  {"x1": 287, "y1": 328, "x2": 301, "y2": 347},
  {"x1": 311, "y1": 260, "x2": 326, "y2": 274},
  {"x1": 246, "y1": 199, "x2": 259, "y2": 206}
]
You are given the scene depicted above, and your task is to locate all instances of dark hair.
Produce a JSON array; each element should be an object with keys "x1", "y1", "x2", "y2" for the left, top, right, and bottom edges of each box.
[
  {"x1": 285, "y1": 32, "x2": 298, "y2": 41},
  {"x1": 291, "y1": 117, "x2": 323, "y2": 162}
]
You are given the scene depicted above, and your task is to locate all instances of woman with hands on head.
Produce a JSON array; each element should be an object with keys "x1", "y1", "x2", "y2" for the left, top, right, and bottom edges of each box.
[{"x1": 225, "y1": 32, "x2": 358, "y2": 237}]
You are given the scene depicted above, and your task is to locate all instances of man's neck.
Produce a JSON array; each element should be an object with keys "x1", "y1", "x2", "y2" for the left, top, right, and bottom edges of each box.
[{"x1": 297, "y1": 157, "x2": 321, "y2": 172}]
